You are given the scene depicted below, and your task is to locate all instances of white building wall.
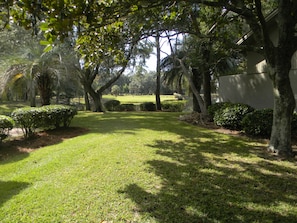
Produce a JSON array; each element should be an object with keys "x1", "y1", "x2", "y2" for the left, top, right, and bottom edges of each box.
[{"x1": 218, "y1": 51, "x2": 297, "y2": 110}]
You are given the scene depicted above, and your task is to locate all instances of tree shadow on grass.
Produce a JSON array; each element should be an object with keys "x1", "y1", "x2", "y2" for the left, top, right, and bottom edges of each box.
[
  {"x1": 0, "y1": 127, "x2": 88, "y2": 164},
  {"x1": 0, "y1": 180, "x2": 30, "y2": 207},
  {"x1": 123, "y1": 137, "x2": 297, "y2": 223}
]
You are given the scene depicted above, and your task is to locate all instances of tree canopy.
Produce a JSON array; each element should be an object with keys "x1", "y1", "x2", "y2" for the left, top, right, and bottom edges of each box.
[{"x1": 3, "y1": 0, "x2": 297, "y2": 156}]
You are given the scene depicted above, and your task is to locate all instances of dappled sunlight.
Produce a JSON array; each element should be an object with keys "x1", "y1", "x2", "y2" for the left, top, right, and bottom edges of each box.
[{"x1": 123, "y1": 125, "x2": 297, "y2": 222}]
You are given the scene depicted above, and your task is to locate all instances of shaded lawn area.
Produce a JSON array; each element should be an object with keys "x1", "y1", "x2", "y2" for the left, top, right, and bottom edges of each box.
[{"x1": 0, "y1": 111, "x2": 297, "y2": 222}]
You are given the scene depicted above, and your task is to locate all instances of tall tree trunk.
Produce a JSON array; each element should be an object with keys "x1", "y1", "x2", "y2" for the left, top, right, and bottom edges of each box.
[
  {"x1": 155, "y1": 33, "x2": 162, "y2": 111},
  {"x1": 178, "y1": 60, "x2": 207, "y2": 116},
  {"x1": 192, "y1": 68, "x2": 202, "y2": 112},
  {"x1": 37, "y1": 72, "x2": 52, "y2": 106},
  {"x1": 84, "y1": 91, "x2": 91, "y2": 111},
  {"x1": 202, "y1": 43, "x2": 212, "y2": 110},
  {"x1": 268, "y1": 61, "x2": 295, "y2": 157},
  {"x1": 84, "y1": 84, "x2": 104, "y2": 112},
  {"x1": 92, "y1": 92, "x2": 104, "y2": 112},
  {"x1": 203, "y1": 70, "x2": 212, "y2": 109}
]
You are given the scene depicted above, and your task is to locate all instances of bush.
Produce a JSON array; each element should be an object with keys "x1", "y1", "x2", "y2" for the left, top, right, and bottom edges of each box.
[
  {"x1": 242, "y1": 109, "x2": 297, "y2": 138},
  {"x1": 104, "y1": 100, "x2": 120, "y2": 111},
  {"x1": 11, "y1": 105, "x2": 77, "y2": 138},
  {"x1": 213, "y1": 103, "x2": 254, "y2": 130},
  {"x1": 140, "y1": 102, "x2": 156, "y2": 111},
  {"x1": 207, "y1": 102, "x2": 233, "y2": 120},
  {"x1": 162, "y1": 102, "x2": 185, "y2": 112},
  {"x1": 118, "y1": 104, "x2": 136, "y2": 111},
  {"x1": 0, "y1": 115, "x2": 14, "y2": 142},
  {"x1": 241, "y1": 108, "x2": 273, "y2": 138}
]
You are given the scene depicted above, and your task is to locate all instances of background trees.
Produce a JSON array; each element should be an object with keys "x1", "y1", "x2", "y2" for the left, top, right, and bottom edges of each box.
[
  {"x1": 2, "y1": 0, "x2": 296, "y2": 156},
  {"x1": 0, "y1": 25, "x2": 81, "y2": 106}
]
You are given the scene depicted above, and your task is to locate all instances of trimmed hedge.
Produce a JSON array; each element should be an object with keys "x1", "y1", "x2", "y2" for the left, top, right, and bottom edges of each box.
[
  {"x1": 162, "y1": 102, "x2": 185, "y2": 112},
  {"x1": 241, "y1": 108, "x2": 273, "y2": 138},
  {"x1": 104, "y1": 100, "x2": 120, "y2": 111},
  {"x1": 0, "y1": 115, "x2": 14, "y2": 142},
  {"x1": 213, "y1": 103, "x2": 254, "y2": 130},
  {"x1": 242, "y1": 109, "x2": 297, "y2": 138},
  {"x1": 208, "y1": 102, "x2": 233, "y2": 120},
  {"x1": 118, "y1": 104, "x2": 136, "y2": 111},
  {"x1": 140, "y1": 102, "x2": 156, "y2": 111},
  {"x1": 11, "y1": 105, "x2": 77, "y2": 138}
]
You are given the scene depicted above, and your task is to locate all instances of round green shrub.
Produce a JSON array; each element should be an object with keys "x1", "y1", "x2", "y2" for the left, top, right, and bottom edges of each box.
[
  {"x1": 241, "y1": 108, "x2": 273, "y2": 138},
  {"x1": 140, "y1": 102, "x2": 156, "y2": 111},
  {"x1": 208, "y1": 102, "x2": 233, "y2": 120},
  {"x1": 0, "y1": 115, "x2": 14, "y2": 141},
  {"x1": 11, "y1": 105, "x2": 77, "y2": 138},
  {"x1": 104, "y1": 100, "x2": 120, "y2": 111},
  {"x1": 213, "y1": 103, "x2": 254, "y2": 130}
]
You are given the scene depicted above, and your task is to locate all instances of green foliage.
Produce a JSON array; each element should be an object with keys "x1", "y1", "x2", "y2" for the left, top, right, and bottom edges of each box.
[
  {"x1": 11, "y1": 105, "x2": 77, "y2": 138},
  {"x1": 140, "y1": 102, "x2": 156, "y2": 111},
  {"x1": 241, "y1": 109, "x2": 273, "y2": 138},
  {"x1": 0, "y1": 115, "x2": 14, "y2": 141},
  {"x1": 207, "y1": 102, "x2": 233, "y2": 120},
  {"x1": 242, "y1": 109, "x2": 297, "y2": 138},
  {"x1": 118, "y1": 104, "x2": 136, "y2": 111},
  {"x1": 104, "y1": 100, "x2": 121, "y2": 111},
  {"x1": 162, "y1": 102, "x2": 185, "y2": 112},
  {"x1": 213, "y1": 103, "x2": 254, "y2": 130}
]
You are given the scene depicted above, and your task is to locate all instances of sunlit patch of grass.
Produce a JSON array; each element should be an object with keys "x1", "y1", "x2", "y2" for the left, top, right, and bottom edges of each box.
[
  {"x1": 103, "y1": 94, "x2": 178, "y2": 104},
  {"x1": 1, "y1": 111, "x2": 297, "y2": 222},
  {"x1": 0, "y1": 102, "x2": 28, "y2": 115}
]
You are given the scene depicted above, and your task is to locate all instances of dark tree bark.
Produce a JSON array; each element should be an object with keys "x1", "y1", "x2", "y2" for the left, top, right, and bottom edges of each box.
[
  {"x1": 203, "y1": 70, "x2": 212, "y2": 109},
  {"x1": 192, "y1": 68, "x2": 202, "y2": 112},
  {"x1": 84, "y1": 91, "x2": 91, "y2": 111},
  {"x1": 251, "y1": 1, "x2": 297, "y2": 156},
  {"x1": 36, "y1": 71, "x2": 52, "y2": 106}
]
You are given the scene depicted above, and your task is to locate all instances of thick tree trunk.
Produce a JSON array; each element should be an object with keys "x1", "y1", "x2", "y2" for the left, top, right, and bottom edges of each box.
[
  {"x1": 92, "y1": 93, "x2": 104, "y2": 112},
  {"x1": 86, "y1": 86, "x2": 104, "y2": 112},
  {"x1": 37, "y1": 72, "x2": 52, "y2": 106},
  {"x1": 268, "y1": 65, "x2": 295, "y2": 157},
  {"x1": 84, "y1": 91, "x2": 91, "y2": 111},
  {"x1": 203, "y1": 70, "x2": 212, "y2": 109}
]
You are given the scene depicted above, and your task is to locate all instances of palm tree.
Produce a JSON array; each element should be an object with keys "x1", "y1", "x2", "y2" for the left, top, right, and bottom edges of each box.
[
  {"x1": 0, "y1": 26, "x2": 82, "y2": 106},
  {"x1": 161, "y1": 35, "x2": 240, "y2": 115}
]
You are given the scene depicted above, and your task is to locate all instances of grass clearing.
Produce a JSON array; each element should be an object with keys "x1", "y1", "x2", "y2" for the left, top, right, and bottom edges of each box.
[
  {"x1": 1, "y1": 111, "x2": 297, "y2": 222},
  {"x1": 103, "y1": 94, "x2": 178, "y2": 104}
]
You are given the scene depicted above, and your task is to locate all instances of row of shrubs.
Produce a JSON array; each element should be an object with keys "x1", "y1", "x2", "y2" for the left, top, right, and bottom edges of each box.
[
  {"x1": 208, "y1": 102, "x2": 297, "y2": 138},
  {"x1": 0, "y1": 105, "x2": 77, "y2": 141},
  {"x1": 104, "y1": 100, "x2": 185, "y2": 112}
]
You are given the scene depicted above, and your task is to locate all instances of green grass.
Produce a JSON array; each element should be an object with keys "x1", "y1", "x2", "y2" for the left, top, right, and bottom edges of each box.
[
  {"x1": 103, "y1": 94, "x2": 178, "y2": 104},
  {"x1": 0, "y1": 101, "x2": 29, "y2": 115},
  {"x1": 1, "y1": 111, "x2": 297, "y2": 222}
]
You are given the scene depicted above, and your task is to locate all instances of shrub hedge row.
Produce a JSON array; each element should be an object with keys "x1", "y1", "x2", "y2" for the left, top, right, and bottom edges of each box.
[
  {"x1": 11, "y1": 105, "x2": 77, "y2": 138},
  {"x1": 103, "y1": 100, "x2": 185, "y2": 112},
  {"x1": 0, "y1": 115, "x2": 14, "y2": 142},
  {"x1": 212, "y1": 103, "x2": 254, "y2": 130},
  {"x1": 209, "y1": 102, "x2": 297, "y2": 138}
]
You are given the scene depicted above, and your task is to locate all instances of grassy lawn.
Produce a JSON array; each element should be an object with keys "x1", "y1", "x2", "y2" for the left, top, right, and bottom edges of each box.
[
  {"x1": 1, "y1": 111, "x2": 297, "y2": 222},
  {"x1": 103, "y1": 94, "x2": 179, "y2": 104}
]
